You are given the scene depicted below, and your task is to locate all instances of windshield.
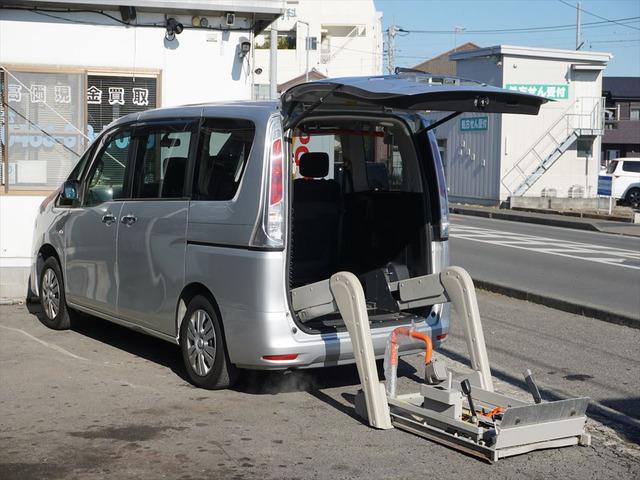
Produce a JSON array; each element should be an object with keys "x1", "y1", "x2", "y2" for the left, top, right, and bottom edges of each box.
[{"x1": 606, "y1": 161, "x2": 618, "y2": 174}]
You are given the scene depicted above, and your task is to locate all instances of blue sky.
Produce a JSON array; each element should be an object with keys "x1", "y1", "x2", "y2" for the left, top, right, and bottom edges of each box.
[{"x1": 374, "y1": 0, "x2": 640, "y2": 76}]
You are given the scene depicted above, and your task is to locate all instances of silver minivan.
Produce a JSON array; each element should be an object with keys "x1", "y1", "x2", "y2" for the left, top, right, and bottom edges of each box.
[{"x1": 31, "y1": 74, "x2": 545, "y2": 389}]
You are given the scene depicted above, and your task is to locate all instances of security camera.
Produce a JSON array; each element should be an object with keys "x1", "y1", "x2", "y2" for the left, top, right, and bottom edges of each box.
[
  {"x1": 226, "y1": 12, "x2": 235, "y2": 25},
  {"x1": 165, "y1": 18, "x2": 184, "y2": 41},
  {"x1": 239, "y1": 40, "x2": 251, "y2": 58}
]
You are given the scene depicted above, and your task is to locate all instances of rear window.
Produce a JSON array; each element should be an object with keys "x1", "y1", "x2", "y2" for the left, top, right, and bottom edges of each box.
[
  {"x1": 294, "y1": 123, "x2": 421, "y2": 194},
  {"x1": 622, "y1": 161, "x2": 640, "y2": 173},
  {"x1": 193, "y1": 118, "x2": 255, "y2": 201},
  {"x1": 606, "y1": 160, "x2": 618, "y2": 174}
]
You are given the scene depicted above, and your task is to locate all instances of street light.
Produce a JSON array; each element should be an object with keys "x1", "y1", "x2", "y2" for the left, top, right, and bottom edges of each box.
[{"x1": 298, "y1": 20, "x2": 310, "y2": 82}]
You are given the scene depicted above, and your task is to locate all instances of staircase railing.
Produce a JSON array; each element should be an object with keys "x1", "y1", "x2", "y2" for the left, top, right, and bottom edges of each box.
[
  {"x1": 320, "y1": 26, "x2": 361, "y2": 64},
  {"x1": 501, "y1": 96, "x2": 604, "y2": 197}
]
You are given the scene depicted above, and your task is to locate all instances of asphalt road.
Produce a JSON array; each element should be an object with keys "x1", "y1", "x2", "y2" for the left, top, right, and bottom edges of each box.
[
  {"x1": 450, "y1": 214, "x2": 640, "y2": 322},
  {"x1": 1, "y1": 294, "x2": 639, "y2": 479}
]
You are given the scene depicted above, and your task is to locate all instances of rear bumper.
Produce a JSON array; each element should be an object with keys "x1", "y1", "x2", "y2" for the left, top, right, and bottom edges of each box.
[{"x1": 226, "y1": 303, "x2": 450, "y2": 370}]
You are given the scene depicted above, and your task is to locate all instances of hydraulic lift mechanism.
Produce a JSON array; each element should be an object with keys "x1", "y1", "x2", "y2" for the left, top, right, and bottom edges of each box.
[{"x1": 292, "y1": 266, "x2": 591, "y2": 463}]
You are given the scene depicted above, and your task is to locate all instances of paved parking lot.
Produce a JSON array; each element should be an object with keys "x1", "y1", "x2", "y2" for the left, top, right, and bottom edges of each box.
[{"x1": 1, "y1": 292, "x2": 639, "y2": 479}]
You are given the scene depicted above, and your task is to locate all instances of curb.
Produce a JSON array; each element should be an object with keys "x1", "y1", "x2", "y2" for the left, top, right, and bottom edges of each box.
[
  {"x1": 473, "y1": 278, "x2": 640, "y2": 330},
  {"x1": 450, "y1": 206, "x2": 600, "y2": 232}
]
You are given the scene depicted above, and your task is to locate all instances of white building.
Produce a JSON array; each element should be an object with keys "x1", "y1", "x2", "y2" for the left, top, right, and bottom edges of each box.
[
  {"x1": 0, "y1": 0, "x2": 284, "y2": 298},
  {"x1": 252, "y1": 0, "x2": 383, "y2": 97},
  {"x1": 425, "y1": 45, "x2": 611, "y2": 204}
]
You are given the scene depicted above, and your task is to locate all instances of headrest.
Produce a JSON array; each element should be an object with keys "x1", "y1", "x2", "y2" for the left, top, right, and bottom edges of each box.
[{"x1": 299, "y1": 152, "x2": 329, "y2": 178}]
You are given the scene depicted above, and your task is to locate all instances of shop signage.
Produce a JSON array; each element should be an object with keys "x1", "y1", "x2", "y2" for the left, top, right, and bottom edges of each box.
[
  {"x1": 87, "y1": 75, "x2": 157, "y2": 139},
  {"x1": 506, "y1": 83, "x2": 569, "y2": 100},
  {"x1": 460, "y1": 116, "x2": 488, "y2": 131}
]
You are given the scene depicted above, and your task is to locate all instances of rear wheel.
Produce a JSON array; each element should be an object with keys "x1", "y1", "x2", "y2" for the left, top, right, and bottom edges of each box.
[
  {"x1": 626, "y1": 187, "x2": 640, "y2": 209},
  {"x1": 179, "y1": 295, "x2": 237, "y2": 389},
  {"x1": 39, "y1": 257, "x2": 71, "y2": 330}
]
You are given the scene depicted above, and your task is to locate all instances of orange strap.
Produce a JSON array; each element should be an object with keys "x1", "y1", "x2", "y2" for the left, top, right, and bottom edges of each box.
[{"x1": 483, "y1": 406, "x2": 505, "y2": 419}]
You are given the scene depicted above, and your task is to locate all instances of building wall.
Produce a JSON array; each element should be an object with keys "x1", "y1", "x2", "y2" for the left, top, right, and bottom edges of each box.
[
  {"x1": 252, "y1": 0, "x2": 383, "y2": 91},
  {"x1": 0, "y1": 8, "x2": 261, "y2": 298},
  {"x1": 499, "y1": 56, "x2": 604, "y2": 199},
  {"x1": 429, "y1": 111, "x2": 503, "y2": 204},
  {"x1": 0, "y1": 10, "x2": 253, "y2": 105},
  {"x1": 603, "y1": 100, "x2": 640, "y2": 160}
]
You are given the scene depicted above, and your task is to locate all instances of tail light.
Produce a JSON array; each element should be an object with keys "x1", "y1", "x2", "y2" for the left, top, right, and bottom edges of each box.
[
  {"x1": 250, "y1": 116, "x2": 286, "y2": 249},
  {"x1": 431, "y1": 136, "x2": 449, "y2": 240}
]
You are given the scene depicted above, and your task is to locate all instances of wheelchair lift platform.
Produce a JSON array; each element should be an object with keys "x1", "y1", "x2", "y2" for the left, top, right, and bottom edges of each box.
[{"x1": 292, "y1": 266, "x2": 591, "y2": 463}]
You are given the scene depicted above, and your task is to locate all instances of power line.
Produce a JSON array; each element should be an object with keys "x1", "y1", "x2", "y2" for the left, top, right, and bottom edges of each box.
[
  {"x1": 588, "y1": 38, "x2": 640, "y2": 44},
  {"x1": 394, "y1": 16, "x2": 640, "y2": 35},
  {"x1": 558, "y1": 0, "x2": 640, "y2": 32}
]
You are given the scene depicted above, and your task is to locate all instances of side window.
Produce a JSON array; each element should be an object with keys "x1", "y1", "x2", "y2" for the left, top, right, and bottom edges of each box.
[
  {"x1": 622, "y1": 161, "x2": 640, "y2": 173},
  {"x1": 85, "y1": 130, "x2": 132, "y2": 206},
  {"x1": 193, "y1": 119, "x2": 255, "y2": 201},
  {"x1": 132, "y1": 124, "x2": 192, "y2": 199}
]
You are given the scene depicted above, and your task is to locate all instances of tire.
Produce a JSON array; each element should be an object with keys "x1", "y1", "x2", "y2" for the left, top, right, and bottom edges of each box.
[
  {"x1": 626, "y1": 187, "x2": 640, "y2": 209},
  {"x1": 179, "y1": 295, "x2": 237, "y2": 389},
  {"x1": 38, "y1": 257, "x2": 72, "y2": 330}
]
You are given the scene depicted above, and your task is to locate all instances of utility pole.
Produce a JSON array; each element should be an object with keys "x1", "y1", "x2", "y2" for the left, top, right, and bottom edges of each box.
[
  {"x1": 576, "y1": 1, "x2": 583, "y2": 50},
  {"x1": 298, "y1": 21, "x2": 310, "y2": 82},
  {"x1": 453, "y1": 26, "x2": 465, "y2": 52},
  {"x1": 387, "y1": 24, "x2": 397, "y2": 74},
  {"x1": 269, "y1": 19, "x2": 278, "y2": 99}
]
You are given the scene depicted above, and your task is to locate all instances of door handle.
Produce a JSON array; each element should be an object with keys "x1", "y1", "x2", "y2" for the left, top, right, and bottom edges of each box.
[
  {"x1": 121, "y1": 213, "x2": 137, "y2": 226},
  {"x1": 101, "y1": 212, "x2": 116, "y2": 225}
]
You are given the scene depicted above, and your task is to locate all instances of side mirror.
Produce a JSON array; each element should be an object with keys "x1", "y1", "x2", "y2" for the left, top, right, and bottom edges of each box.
[{"x1": 61, "y1": 180, "x2": 79, "y2": 202}]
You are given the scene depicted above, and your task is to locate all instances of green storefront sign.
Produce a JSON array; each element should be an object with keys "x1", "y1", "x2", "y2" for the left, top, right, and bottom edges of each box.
[
  {"x1": 505, "y1": 83, "x2": 569, "y2": 100},
  {"x1": 460, "y1": 116, "x2": 488, "y2": 131}
]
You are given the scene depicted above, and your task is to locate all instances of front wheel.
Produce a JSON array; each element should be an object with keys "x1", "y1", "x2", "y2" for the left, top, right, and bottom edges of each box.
[
  {"x1": 179, "y1": 295, "x2": 237, "y2": 389},
  {"x1": 39, "y1": 257, "x2": 72, "y2": 330},
  {"x1": 626, "y1": 187, "x2": 640, "y2": 209}
]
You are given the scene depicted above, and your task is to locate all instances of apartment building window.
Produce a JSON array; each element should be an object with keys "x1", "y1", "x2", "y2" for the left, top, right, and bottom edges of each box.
[
  {"x1": 255, "y1": 29, "x2": 296, "y2": 50},
  {"x1": 630, "y1": 107, "x2": 640, "y2": 121}
]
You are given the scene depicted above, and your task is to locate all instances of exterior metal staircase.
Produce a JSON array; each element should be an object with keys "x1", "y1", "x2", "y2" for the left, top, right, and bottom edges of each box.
[
  {"x1": 320, "y1": 25, "x2": 364, "y2": 64},
  {"x1": 501, "y1": 97, "x2": 605, "y2": 197}
]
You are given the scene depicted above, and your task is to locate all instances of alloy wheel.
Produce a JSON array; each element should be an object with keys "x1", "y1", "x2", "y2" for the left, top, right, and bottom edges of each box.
[
  {"x1": 186, "y1": 309, "x2": 217, "y2": 376},
  {"x1": 41, "y1": 268, "x2": 60, "y2": 320}
]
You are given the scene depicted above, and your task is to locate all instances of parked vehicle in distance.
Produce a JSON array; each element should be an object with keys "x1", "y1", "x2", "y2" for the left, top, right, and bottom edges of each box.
[
  {"x1": 605, "y1": 157, "x2": 640, "y2": 208},
  {"x1": 31, "y1": 74, "x2": 546, "y2": 389}
]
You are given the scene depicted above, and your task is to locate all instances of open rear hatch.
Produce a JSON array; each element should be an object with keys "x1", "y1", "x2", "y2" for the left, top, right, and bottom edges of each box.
[
  {"x1": 284, "y1": 74, "x2": 548, "y2": 332},
  {"x1": 281, "y1": 74, "x2": 548, "y2": 127}
]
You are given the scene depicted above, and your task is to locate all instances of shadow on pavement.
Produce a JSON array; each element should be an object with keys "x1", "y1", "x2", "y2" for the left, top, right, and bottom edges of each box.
[{"x1": 27, "y1": 304, "x2": 190, "y2": 384}]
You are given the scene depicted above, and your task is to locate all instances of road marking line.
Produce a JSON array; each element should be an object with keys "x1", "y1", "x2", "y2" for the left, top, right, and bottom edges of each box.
[
  {"x1": 451, "y1": 225, "x2": 640, "y2": 270},
  {"x1": 0, "y1": 325, "x2": 88, "y2": 361}
]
